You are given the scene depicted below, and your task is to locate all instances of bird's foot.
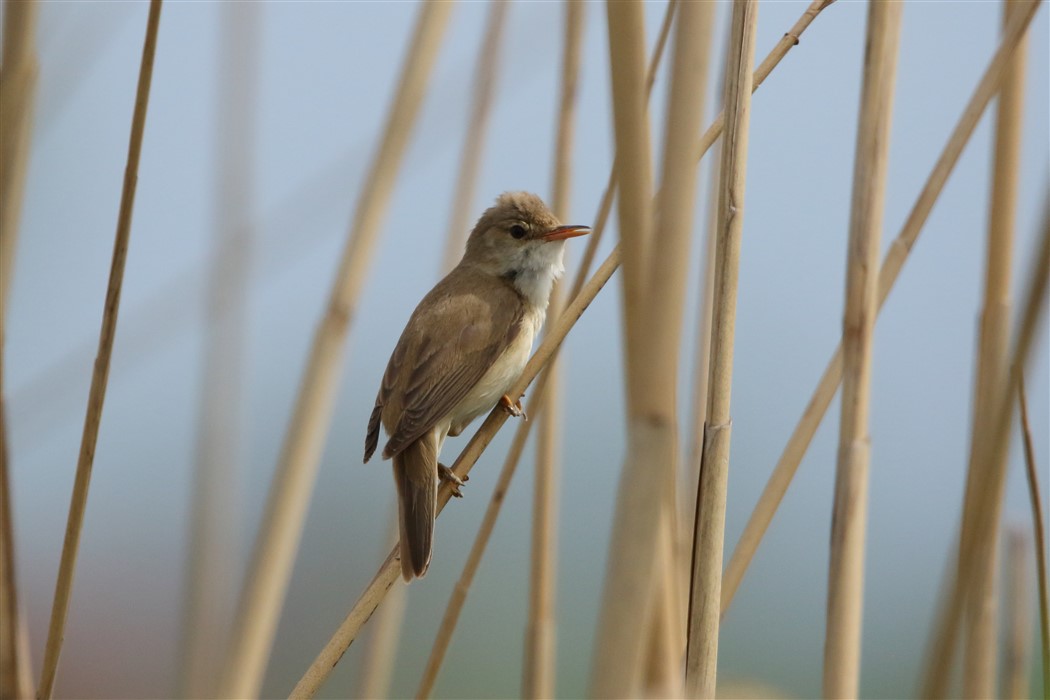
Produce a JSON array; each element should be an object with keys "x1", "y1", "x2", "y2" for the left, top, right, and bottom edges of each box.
[
  {"x1": 438, "y1": 462, "x2": 468, "y2": 498},
  {"x1": 499, "y1": 394, "x2": 527, "y2": 421}
]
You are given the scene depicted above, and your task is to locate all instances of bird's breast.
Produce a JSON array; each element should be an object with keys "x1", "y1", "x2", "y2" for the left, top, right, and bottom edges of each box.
[{"x1": 447, "y1": 307, "x2": 543, "y2": 432}]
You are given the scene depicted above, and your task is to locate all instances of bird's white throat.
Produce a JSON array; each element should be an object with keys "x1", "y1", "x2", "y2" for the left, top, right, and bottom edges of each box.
[{"x1": 503, "y1": 240, "x2": 566, "y2": 310}]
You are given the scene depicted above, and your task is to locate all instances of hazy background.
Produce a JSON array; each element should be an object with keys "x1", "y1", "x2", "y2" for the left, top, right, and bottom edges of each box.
[{"x1": 5, "y1": 1, "x2": 1048, "y2": 698}]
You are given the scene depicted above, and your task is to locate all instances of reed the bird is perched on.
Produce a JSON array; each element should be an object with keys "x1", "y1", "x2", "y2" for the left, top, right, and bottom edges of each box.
[{"x1": 364, "y1": 192, "x2": 589, "y2": 581}]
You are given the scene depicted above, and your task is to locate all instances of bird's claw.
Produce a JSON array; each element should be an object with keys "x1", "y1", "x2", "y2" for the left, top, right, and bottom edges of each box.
[
  {"x1": 500, "y1": 394, "x2": 527, "y2": 421},
  {"x1": 439, "y1": 462, "x2": 467, "y2": 498}
]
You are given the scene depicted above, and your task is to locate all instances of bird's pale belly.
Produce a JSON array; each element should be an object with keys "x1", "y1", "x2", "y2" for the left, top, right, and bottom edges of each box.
[{"x1": 447, "y1": 317, "x2": 538, "y2": 435}]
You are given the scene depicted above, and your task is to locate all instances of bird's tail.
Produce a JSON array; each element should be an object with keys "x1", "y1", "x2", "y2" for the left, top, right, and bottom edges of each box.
[{"x1": 393, "y1": 434, "x2": 438, "y2": 581}]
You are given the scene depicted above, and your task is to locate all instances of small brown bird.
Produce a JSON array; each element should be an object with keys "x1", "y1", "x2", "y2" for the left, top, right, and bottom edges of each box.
[{"x1": 364, "y1": 192, "x2": 589, "y2": 581}]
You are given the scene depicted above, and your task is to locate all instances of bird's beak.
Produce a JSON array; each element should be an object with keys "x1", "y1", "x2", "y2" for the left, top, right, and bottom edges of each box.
[{"x1": 539, "y1": 224, "x2": 591, "y2": 242}]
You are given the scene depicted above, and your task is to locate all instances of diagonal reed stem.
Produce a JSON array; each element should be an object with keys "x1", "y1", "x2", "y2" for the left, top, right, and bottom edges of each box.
[
  {"x1": 217, "y1": 5, "x2": 454, "y2": 697},
  {"x1": 38, "y1": 3, "x2": 163, "y2": 697},
  {"x1": 720, "y1": 0, "x2": 1044, "y2": 620},
  {"x1": 822, "y1": 5, "x2": 902, "y2": 696}
]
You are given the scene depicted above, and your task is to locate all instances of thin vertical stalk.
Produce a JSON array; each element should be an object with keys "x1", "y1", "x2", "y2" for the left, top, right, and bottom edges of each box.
[
  {"x1": 684, "y1": 3, "x2": 759, "y2": 697},
  {"x1": 438, "y1": 1, "x2": 509, "y2": 273},
  {"x1": 961, "y1": 1, "x2": 1029, "y2": 694},
  {"x1": 524, "y1": 3, "x2": 584, "y2": 698},
  {"x1": 1019, "y1": 377, "x2": 1050, "y2": 699},
  {"x1": 291, "y1": 245, "x2": 624, "y2": 700},
  {"x1": 38, "y1": 3, "x2": 164, "y2": 697},
  {"x1": 1002, "y1": 529, "x2": 1033, "y2": 700},
  {"x1": 588, "y1": 1, "x2": 657, "y2": 695},
  {"x1": 179, "y1": 5, "x2": 261, "y2": 697},
  {"x1": 922, "y1": 192, "x2": 1049, "y2": 699},
  {"x1": 217, "y1": 5, "x2": 454, "y2": 697},
  {"x1": 823, "y1": 5, "x2": 902, "y2": 697},
  {"x1": 721, "y1": 0, "x2": 1043, "y2": 619},
  {"x1": 0, "y1": 1, "x2": 39, "y2": 697}
]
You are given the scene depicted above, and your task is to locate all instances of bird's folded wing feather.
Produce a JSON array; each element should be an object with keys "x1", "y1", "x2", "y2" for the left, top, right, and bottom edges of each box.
[{"x1": 366, "y1": 272, "x2": 524, "y2": 461}]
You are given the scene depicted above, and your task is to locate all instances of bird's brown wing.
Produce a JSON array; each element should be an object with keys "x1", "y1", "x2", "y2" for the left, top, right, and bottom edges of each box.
[{"x1": 364, "y1": 270, "x2": 524, "y2": 462}]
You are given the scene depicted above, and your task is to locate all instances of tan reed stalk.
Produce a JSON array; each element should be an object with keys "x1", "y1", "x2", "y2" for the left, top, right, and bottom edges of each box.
[
  {"x1": 0, "y1": 0, "x2": 38, "y2": 324},
  {"x1": 960, "y1": 3, "x2": 1029, "y2": 694},
  {"x1": 438, "y1": 1, "x2": 509, "y2": 273},
  {"x1": 684, "y1": 3, "x2": 758, "y2": 697},
  {"x1": 217, "y1": 5, "x2": 453, "y2": 697},
  {"x1": 291, "y1": 244, "x2": 623, "y2": 700},
  {"x1": 822, "y1": 5, "x2": 902, "y2": 696},
  {"x1": 179, "y1": 6, "x2": 261, "y2": 697},
  {"x1": 1019, "y1": 376, "x2": 1050, "y2": 698},
  {"x1": 292, "y1": 1, "x2": 831, "y2": 690},
  {"x1": 721, "y1": 0, "x2": 1043, "y2": 619},
  {"x1": 1003, "y1": 529, "x2": 1033, "y2": 700},
  {"x1": 523, "y1": 3, "x2": 584, "y2": 698},
  {"x1": 354, "y1": 522, "x2": 407, "y2": 700},
  {"x1": 588, "y1": 1, "x2": 662, "y2": 695},
  {"x1": 0, "y1": 1, "x2": 39, "y2": 697},
  {"x1": 921, "y1": 191, "x2": 1050, "y2": 699},
  {"x1": 37, "y1": 3, "x2": 163, "y2": 697}
]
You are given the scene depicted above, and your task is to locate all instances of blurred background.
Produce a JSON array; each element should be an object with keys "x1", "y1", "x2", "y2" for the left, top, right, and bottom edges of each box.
[{"x1": 4, "y1": 1, "x2": 1048, "y2": 698}]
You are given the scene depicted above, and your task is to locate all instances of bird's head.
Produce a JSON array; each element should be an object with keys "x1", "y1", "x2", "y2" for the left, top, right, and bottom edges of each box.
[{"x1": 462, "y1": 192, "x2": 590, "y2": 283}]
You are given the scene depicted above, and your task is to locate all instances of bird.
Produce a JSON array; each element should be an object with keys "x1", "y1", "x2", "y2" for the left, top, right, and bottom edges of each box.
[{"x1": 364, "y1": 191, "x2": 589, "y2": 581}]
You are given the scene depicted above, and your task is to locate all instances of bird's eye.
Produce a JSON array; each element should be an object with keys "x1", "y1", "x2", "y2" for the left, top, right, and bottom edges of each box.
[{"x1": 509, "y1": 224, "x2": 527, "y2": 239}]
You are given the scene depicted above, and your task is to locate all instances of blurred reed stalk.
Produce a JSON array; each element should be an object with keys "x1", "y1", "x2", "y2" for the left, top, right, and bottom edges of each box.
[
  {"x1": 438, "y1": 1, "x2": 508, "y2": 273},
  {"x1": 523, "y1": 2, "x2": 583, "y2": 697},
  {"x1": 0, "y1": 0, "x2": 39, "y2": 697},
  {"x1": 823, "y1": 5, "x2": 902, "y2": 696},
  {"x1": 960, "y1": 1, "x2": 1028, "y2": 694},
  {"x1": 685, "y1": 3, "x2": 758, "y2": 697},
  {"x1": 922, "y1": 189, "x2": 1049, "y2": 699},
  {"x1": 721, "y1": 0, "x2": 1043, "y2": 618},
  {"x1": 38, "y1": 3, "x2": 163, "y2": 697},
  {"x1": 179, "y1": 5, "x2": 261, "y2": 697},
  {"x1": 217, "y1": 4, "x2": 453, "y2": 697},
  {"x1": 1002, "y1": 529, "x2": 1033, "y2": 700},
  {"x1": 589, "y1": 1, "x2": 663, "y2": 695},
  {"x1": 293, "y1": 2, "x2": 836, "y2": 693},
  {"x1": 1018, "y1": 376, "x2": 1050, "y2": 697},
  {"x1": 292, "y1": 244, "x2": 624, "y2": 699}
]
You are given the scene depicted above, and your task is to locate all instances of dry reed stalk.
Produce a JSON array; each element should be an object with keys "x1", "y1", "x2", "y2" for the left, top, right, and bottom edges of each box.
[
  {"x1": 0, "y1": 1, "x2": 39, "y2": 697},
  {"x1": 589, "y1": 1, "x2": 662, "y2": 694},
  {"x1": 37, "y1": 3, "x2": 163, "y2": 697},
  {"x1": 1019, "y1": 376, "x2": 1050, "y2": 698},
  {"x1": 721, "y1": 0, "x2": 1044, "y2": 618},
  {"x1": 217, "y1": 5, "x2": 453, "y2": 697},
  {"x1": 1003, "y1": 529, "x2": 1033, "y2": 700},
  {"x1": 291, "y1": 244, "x2": 624, "y2": 699},
  {"x1": 822, "y1": 5, "x2": 902, "y2": 696},
  {"x1": 921, "y1": 192, "x2": 1050, "y2": 699},
  {"x1": 684, "y1": 2, "x2": 758, "y2": 697},
  {"x1": 960, "y1": 3, "x2": 1029, "y2": 694},
  {"x1": 523, "y1": 3, "x2": 584, "y2": 698},
  {"x1": 179, "y1": 5, "x2": 261, "y2": 697},
  {"x1": 438, "y1": 1, "x2": 509, "y2": 273},
  {"x1": 354, "y1": 523, "x2": 407, "y2": 700}
]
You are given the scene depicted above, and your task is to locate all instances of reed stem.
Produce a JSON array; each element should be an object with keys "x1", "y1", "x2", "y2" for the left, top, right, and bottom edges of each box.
[
  {"x1": 684, "y1": 3, "x2": 758, "y2": 697},
  {"x1": 38, "y1": 3, "x2": 163, "y2": 697},
  {"x1": 1019, "y1": 376, "x2": 1050, "y2": 700},
  {"x1": 218, "y1": 5, "x2": 453, "y2": 697},
  {"x1": 822, "y1": 5, "x2": 902, "y2": 696},
  {"x1": 1003, "y1": 529, "x2": 1033, "y2": 700}
]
